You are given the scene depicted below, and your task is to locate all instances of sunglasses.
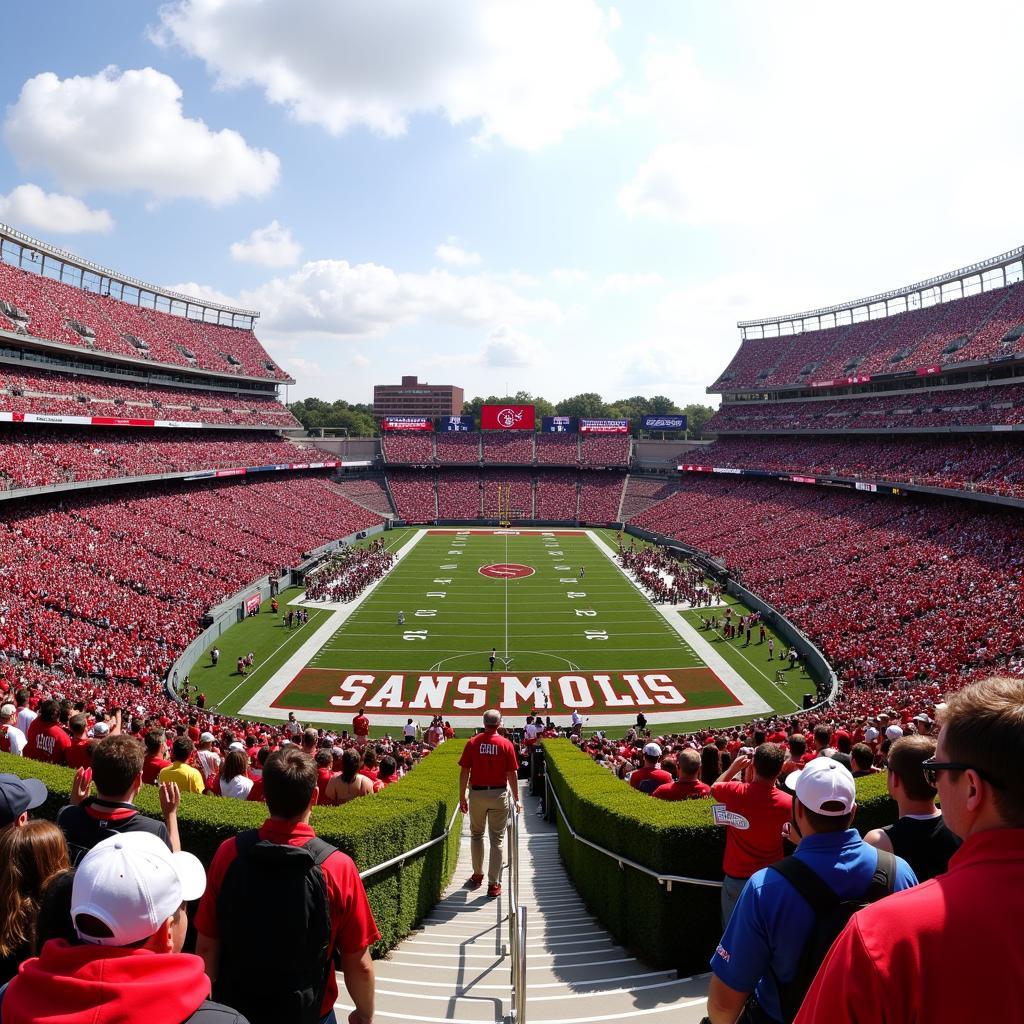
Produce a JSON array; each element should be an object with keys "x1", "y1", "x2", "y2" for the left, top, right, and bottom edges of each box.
[{"x1": 920, "y1": 758, "x2": 1006, "y2": 789}]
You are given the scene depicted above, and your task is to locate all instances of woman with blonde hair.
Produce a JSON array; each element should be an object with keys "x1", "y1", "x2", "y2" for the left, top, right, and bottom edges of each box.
[{"x1": 0, "y1": 819, "x2": 70, "y2": 983}]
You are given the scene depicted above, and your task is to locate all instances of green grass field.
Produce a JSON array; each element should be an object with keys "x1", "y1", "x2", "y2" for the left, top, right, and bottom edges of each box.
[{"x1": 187, "y1": 528, "x2": 814, "y2": 735}]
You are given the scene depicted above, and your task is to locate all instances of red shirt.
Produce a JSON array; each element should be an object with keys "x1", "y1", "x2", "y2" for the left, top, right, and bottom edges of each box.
[
  {"x1": 196, "y1": 819, "x2": 380, "y2": 1016},
  {"x1": 25, "y1": 719, "x2": 72, "y2": 764},
  {"x1": 652, "y1": 778, "x2": 711, "y2": 801},
  {"x1": 142, "y1": 755, "x2": 172, "y2": 785},
  {"x1": 711, "y1": 777, "x2": 792, "y2": 878},
  {"x1": 629, "y1": 766, "x2": 674, "y2": 794},
  {"x1": 796, "y1": 828, "x2": 1024, "y2": 1024},
  {"x1": 458, "y1": 731, "x2": 519, "y2": 787},
  {"x1": 64, "y1": 737, "x2": 93, "y2": 769},
  {"x1": 352, "y1": 715, "x2": 369, "y2": 738}
]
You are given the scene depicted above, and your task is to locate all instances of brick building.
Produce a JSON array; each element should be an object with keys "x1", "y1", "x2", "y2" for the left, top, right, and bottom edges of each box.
[{"x1": 373, "y1": 375, "x2": 463, "y2": 420}]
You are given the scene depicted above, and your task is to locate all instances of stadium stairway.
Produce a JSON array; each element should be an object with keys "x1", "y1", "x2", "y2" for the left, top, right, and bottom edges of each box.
[{"x1": 335, "y1": 791, "x2": 711, "y2": 1023}]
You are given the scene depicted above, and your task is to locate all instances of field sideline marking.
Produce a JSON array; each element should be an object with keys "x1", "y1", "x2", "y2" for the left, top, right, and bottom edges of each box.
[
  {"x1": 585, "y1": 530, "x2": 772, "y2": 722},
  {"x1": 238, "y1": 529, "x2": 427, "y2": 721}
]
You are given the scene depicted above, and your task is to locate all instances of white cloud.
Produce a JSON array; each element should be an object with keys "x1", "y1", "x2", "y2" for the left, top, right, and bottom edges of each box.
[
  {"x1": 230, "y1": 220, "x2": 302, "y2": 267},
  {"x1": 172, "y1": 259, "x2": 561, "y2": 337},
  {"x1": 0, "y1": 184, "x2": 112, "y2": 233},
  {"x1": 550, "y1": 268, "x2": 589, "y2": 285},
  {"x1": 4, "y1": 66, "x2": 279, "y2": 205},
  {"x1": 603, "y1": 271, "x2": 664, "y2": 293},
  {"x1": 435, "y1": 237, "x2": 481, "y2": 267},
  {"x1": 350, "y1": 352, "x2": 370, "y2": 368},
  {"x1": 154, "y1": 0, "x2": 620, "y2": 150},
  {"x1": 167, "y1": 281, "x2": 240, "y2": 307},
  {"x1": 480, "y1": 324, "x2": 544, "y2": 367}
]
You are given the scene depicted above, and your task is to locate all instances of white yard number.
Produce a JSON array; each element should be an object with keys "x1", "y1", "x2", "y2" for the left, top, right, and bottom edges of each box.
[
  {"x1": 426, "y1": 591, "x2": 447, "y2": 598},
  {"x1": 415, "y1": 610, "x2": 437, "y2": 617},
  {"x1": 403, "y1": 630, "x2": 429, "y2": 641},
  {"x1": 566, "y1": 591, "x2": 587, "y2": 599},
  {"x1": 433, "y1": 578, "x2": 453, "y2": 584},
  {"x1": 559, "y1": 577, "x2": 578, "y2": 583},
  {"x1": 584, "y1": 630, "x2": 609, "y2": 640},
  {"x1": 574, "y1": 609, "x2": 598, "y2": 617}
]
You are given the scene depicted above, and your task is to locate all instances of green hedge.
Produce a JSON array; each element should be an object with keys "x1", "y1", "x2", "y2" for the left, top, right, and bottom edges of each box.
[
  {"x1": 542, "y1": 741, "x2": 896, "y2": 972},
  {"x1": 0, "y1": 741, "x2": 466, "y2": 956}
]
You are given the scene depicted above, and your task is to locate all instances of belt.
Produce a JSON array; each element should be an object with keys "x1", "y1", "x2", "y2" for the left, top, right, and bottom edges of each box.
[{"x1": 471, "y1": 785, "x2": 506, "y2": 791}]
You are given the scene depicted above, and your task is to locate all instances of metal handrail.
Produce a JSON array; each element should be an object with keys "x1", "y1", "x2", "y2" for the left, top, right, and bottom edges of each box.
[
  {"x1": 359, "y1": 804, "x2": 461, "y2": 881},
  {"x1": 545, "y1": 775, "x2": 723, "y2": 892},
  {"x1": 506, "y1": 798, "x2": 528, "y2": 1023}
]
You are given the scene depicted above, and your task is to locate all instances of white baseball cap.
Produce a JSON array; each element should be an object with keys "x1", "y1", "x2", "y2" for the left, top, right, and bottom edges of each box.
[
  {"x1": 643, "y1": 742, "x2": 663, "y2": 758},
  {"x1": 91, "y1": 722, "x2": 109, "y2": 738},
  {"x1": 199, "y1": 732, "x2": 216, "y2": 743},
  {"x1": 72, "y1": 832, "x2": 206, "y2": 947},
  {"x1": 784, "y1": 758, "x2": 857, "y2": 816},
  {"x1": 0, "y1": 703, "x2": 15, "y2": 718},
  {"x1": 885, "y1": 725, "x2": 904, "y2": 741}
]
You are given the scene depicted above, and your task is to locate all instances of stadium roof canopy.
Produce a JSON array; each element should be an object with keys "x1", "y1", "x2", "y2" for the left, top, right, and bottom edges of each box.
[{"x1": 738, "y1": 244, "x2": 1024, "y2": 340}]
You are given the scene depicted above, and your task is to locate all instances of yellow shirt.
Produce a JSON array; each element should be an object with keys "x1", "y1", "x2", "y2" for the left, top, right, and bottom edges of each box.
[{"x1": 158, "y1": 760, "x2": 205, "y2": 794}]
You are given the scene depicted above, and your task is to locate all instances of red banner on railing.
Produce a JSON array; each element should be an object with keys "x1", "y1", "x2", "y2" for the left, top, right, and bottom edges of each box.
[
  {"x1": 244, "y1": 593, "x2": 261, "y2": 615},
  {"x1": 381, "y1": 417, "x2": 434, "y2": 431},
  {"x1": 480, "y1": 404, "x2": 535, "y2": 430}
]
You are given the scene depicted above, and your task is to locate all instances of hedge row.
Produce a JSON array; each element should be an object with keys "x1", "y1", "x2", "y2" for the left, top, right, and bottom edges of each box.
[
  {"x1": 542, "y1": 740, "x2": 895, "y2": 973},
  {"x1": 0, "y1": 740, "x2": 467, "y2": 955}
]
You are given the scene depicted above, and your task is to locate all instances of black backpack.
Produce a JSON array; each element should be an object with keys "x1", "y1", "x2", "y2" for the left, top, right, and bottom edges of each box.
[
  {"x1": 768, "y1": 849, "x2": 896, "y2": 1024},
  {"x1": 214, "y1": 829, "x2": 336, "y2": 1024}
]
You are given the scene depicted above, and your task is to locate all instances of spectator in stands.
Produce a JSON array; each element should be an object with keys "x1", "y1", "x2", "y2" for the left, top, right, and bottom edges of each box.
[
  {"x1": 0, "y1": 820, "x2": 70, "y2": 984},
  {"x1": 700, "y1": 745, "x2": 722, "y2": 786},
  {"x1": 0, "y1": 702, "x2": 27, "y2": 755},
  {"x1": 14, "y1": 691, "x2": 36, "y2": 738},
  {"x1": 377, "y1": 756, "x2": 398, "y2": 788},
  {"x1": 58, "y1": 735, "x2": 182, "y2": 863},
  {"x1": 324, "y1": 748, "x2": 373, "y2": 806},
  {"x1": 0, "y1": 774, "x2": 48, "y2": 831},
  {"x1": 711, "y1": 744, "x2": 793, "y2": 927},
  {"x1": 25, "y1": 699, "x2": 71, "y2": 765},
  {"x1": 64, "y1": 714, "x2": 94, "y2": 770},
  {"x1": 196, "y1": 732, "x2": 222, "y2": 788},
  {"x1": 797, "y1": 676, "x2": 1024, "y2": 1023},
  {"x1": 629, "y1": 742, "x2": 674, "y2": 794},
  {"x1": 142, "y1": 729, "x2": 172, "y2": 784},
  {"x1": 707, "y1": 759, "x2": 917, "y2": 1024},
  {"x1": 850, "y1": 743, "x2": 877, "y2": 777},
  {"x1": 0, "y1": 830, "x2": 239, "y2": 1024},
  {"x1": 158, "y1": 736, "x2": 204, "y2": 795},
  {"x1": 353, "y1": 708, "x2": 370, "y2": 746},
  {"x1": 195, "y1": 748, "x2": 379, "y2": 1024},
  {"x1": 862, "y1": 735, "x2": 961, "y2": 881},
  {"x1": 218, "y1": 749, "x2": 254, "y2": 800},
  {"x1": 653, "y1": 748, "x2": 710, "y2": 801}
]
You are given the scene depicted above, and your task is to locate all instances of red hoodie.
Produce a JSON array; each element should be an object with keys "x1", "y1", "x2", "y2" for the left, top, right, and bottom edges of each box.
[{"x1": 4, "y1": 940, "x2": 212, "y2": 1024}]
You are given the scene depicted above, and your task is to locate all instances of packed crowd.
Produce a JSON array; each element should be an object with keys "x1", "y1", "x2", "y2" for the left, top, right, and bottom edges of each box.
[
  {"x1": 0, "y1": 258, "x2": 287, "y2": 380},
  {"x1": 707, "y1": 380, "x2": 1024, "y2": 433},
  {"x1": 382, "y1": 431, "x2": 631, "y2": 467},
  {"x1": 328, "y1": 478, "x2": 394, "y2": 516},
  {"x1": 629, "y1": 476, "x2": 1024, "y2": 688},
  {"x1": 685, "y1": 435, "x2": 1024, "y2": 497},
  {"x1": 618, "y1": 544, "x2": 721, "y2": 606},
  {"x1": 0, "y1": 363, "x2": 297, "y2": 427},
  {"x1": 382, "y1": 468, "x2": 628, "y2": 523},
  {"x1": 579, "y1": 433, "x2": 631, "y2": 467},
  {"x1": 0, "y1": 474, "x2": 381, "y2": 689},
  {"x1": 0, "y1": 428, "x2": 310, "y2": 491},
  {"x1": 712, "y1": 275, "x2": 1024, "y2": 390},
  {"x1": 304, "y1": 541, "x2": 396, "y2": 604}
]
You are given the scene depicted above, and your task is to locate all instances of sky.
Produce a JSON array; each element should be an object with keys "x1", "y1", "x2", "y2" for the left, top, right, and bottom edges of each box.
[{"x1": 3, "y1": 1, "x2": 1024, "y2": 408}]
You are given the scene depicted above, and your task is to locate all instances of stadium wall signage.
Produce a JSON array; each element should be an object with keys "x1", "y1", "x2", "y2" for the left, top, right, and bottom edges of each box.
[
  {"x1": 438, "y1": 415, "x2": 475, "y2": 431},
  {"x1": 381, "y1": 416, "x2": 434, "y2": 431},
  {"x1": 182, "y1": 460, "x2": 339, "y2": 481},
  {"x1": 579, "y1": 418, "x2": 629, "y2": 433},
  {"x1": 541, "y1": 415, "x2": 577, "y2": 432},
  {"x1": 640, "y1": 414, "x2": 687, "y2": 430},
  {"x1": 480, "y1": 404, "x2": 535, "y2": 430},
  {"x1": 0, "y1": 412, "x2": 205, "y2": 428}
]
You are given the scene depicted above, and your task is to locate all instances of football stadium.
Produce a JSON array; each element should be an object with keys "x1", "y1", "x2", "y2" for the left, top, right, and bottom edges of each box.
[{"x1": 1, "y1": 7, "x2": 1022, "y2": 1024}]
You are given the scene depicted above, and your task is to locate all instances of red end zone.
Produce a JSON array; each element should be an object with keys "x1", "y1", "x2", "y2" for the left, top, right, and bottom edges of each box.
[{"x1": 271, "y1": 667, "x2": 742, "y2": 717}]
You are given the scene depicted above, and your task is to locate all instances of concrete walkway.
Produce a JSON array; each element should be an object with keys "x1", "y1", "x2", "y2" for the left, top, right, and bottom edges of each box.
[{"x1": 335, "y1": 792, "x2": 711, "y2": 1023}]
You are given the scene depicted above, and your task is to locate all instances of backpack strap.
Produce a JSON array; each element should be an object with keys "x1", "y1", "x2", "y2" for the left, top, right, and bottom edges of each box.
[
  {"x1": 866, "y1": 848, "x2": 897, "y2": 900},
  {"x1": 302, "y1": 836, "x2": 338, "y2": 867},
  {"x1": 768, "y1": 856, "x2": 841, "y2": 917},
  {"x1": 233, "y1": 828, "x2": 262, "y2": 857}
]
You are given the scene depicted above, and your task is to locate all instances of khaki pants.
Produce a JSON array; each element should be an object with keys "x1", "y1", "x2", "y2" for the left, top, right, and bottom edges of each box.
[{"x1": 469, "y1": 788, "x2": 508, "y2": 884}]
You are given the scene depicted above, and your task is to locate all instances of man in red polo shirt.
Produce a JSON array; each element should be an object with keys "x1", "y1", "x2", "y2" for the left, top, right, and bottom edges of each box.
[
  {"x1": 458, "y1": 709, "x2": 521, "y2": 898},
  {"x1": 196, "y1": 748, "x2": 378, "y2": 1024},
  {"x1": 653, "y1": 748, "x2": 711, "y2": 801},
  {"x1": 711, "y1": 742, "x2": 792, "y2": 926},
  {"x1": 796, "y1": 676, "x2": 1024, "y2": 1024},
  {"x1": 352, "y1": 708, "x2": 370, "y2": 747},
  {"x1": 630, "y1": 742, "x2": 674, "y2": 794},
  {"x1": 25, "y1": 699, "x2": 72, "y2": 765}
]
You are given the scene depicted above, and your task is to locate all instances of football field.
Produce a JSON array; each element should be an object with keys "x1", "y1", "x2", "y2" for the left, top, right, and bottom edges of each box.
[{"x1": 239, "y1": 528, "x2": 773, "y2": 728}]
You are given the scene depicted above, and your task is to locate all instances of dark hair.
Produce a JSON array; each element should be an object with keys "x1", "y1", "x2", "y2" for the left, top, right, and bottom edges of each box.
[
  {"x1": 69, "y1": 713, "x2": 88, "y2": 737},
  {"x1": 39, "y1": 700, "x2": 60, "y2": 725},
  {"x1": 941, "y1": 676, "x2": 1024, "y2": 826},
  {"x1": 700, "y1": 745, "x2": 721, "y2": 785},
  {"x1": 92, "y1": 735, "x2": 144, "y2": 797},
  {"x1": 378, "y1": 756, "x2": 397, "y2": 781},
  {"x1": 144, "y1": 729, "x2": 165, "y2": 756},
  {"x1": 221, "y1": 749, "x2": 250, "y2": 784},
  {"x1": 262, "y1": 749, "x2": 317, "y2": 819},
  {"x1": 887, "y1": 735, "x2": 937, "y2": 802},
  {"x1": 341, "y1": 748, "x2": 362, "y2": 783},
  {"x1": 302, "y1": 728, "x2": 318, "y2": 748},
  {"x1": 256, "y1": 745, "x2": 272, "y2": 767},
  {"x1": 362, "y1": 747, "x2": 378, "y2": 768},
  {"x1": 171, "y1": 736, "x2": 194, "y2": 763},
  {"x1": 314, "y1": 749, "x2": 333, "y2": 769},
  {"x1": 802, "y1": 805, "x2": 855, "y2": 834},
  {"x1": 835, "y1": 732, "x2": 853, "y2": 753},
  {"x1": 0, "y1": 820, "x2": 70, "y2": 958},
  {"x1": 812, "y1": 724, "x2": 831, "y2": 748},
  {"x1": 851, "y1": 743, "x2": 875, "y2": 772},
  {"x1": 753, "y1": 743, "x2": 785, "y2": 780},
  {"x1": 788, "y1": 733, "x2": 806, "y2": 758},
  {"x1": 35, "y1": 868, "x2": 77, "y2": 952}
]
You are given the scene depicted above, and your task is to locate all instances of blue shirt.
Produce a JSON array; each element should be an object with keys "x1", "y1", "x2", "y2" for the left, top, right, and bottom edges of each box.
[{"x1": 710, "y1": 829, "x2": 918, "y2": 1022}]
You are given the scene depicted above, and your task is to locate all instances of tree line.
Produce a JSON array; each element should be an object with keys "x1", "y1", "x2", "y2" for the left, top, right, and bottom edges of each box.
[{"x1": 288, "y1": 392, "x2": 716, "y2": 439}]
